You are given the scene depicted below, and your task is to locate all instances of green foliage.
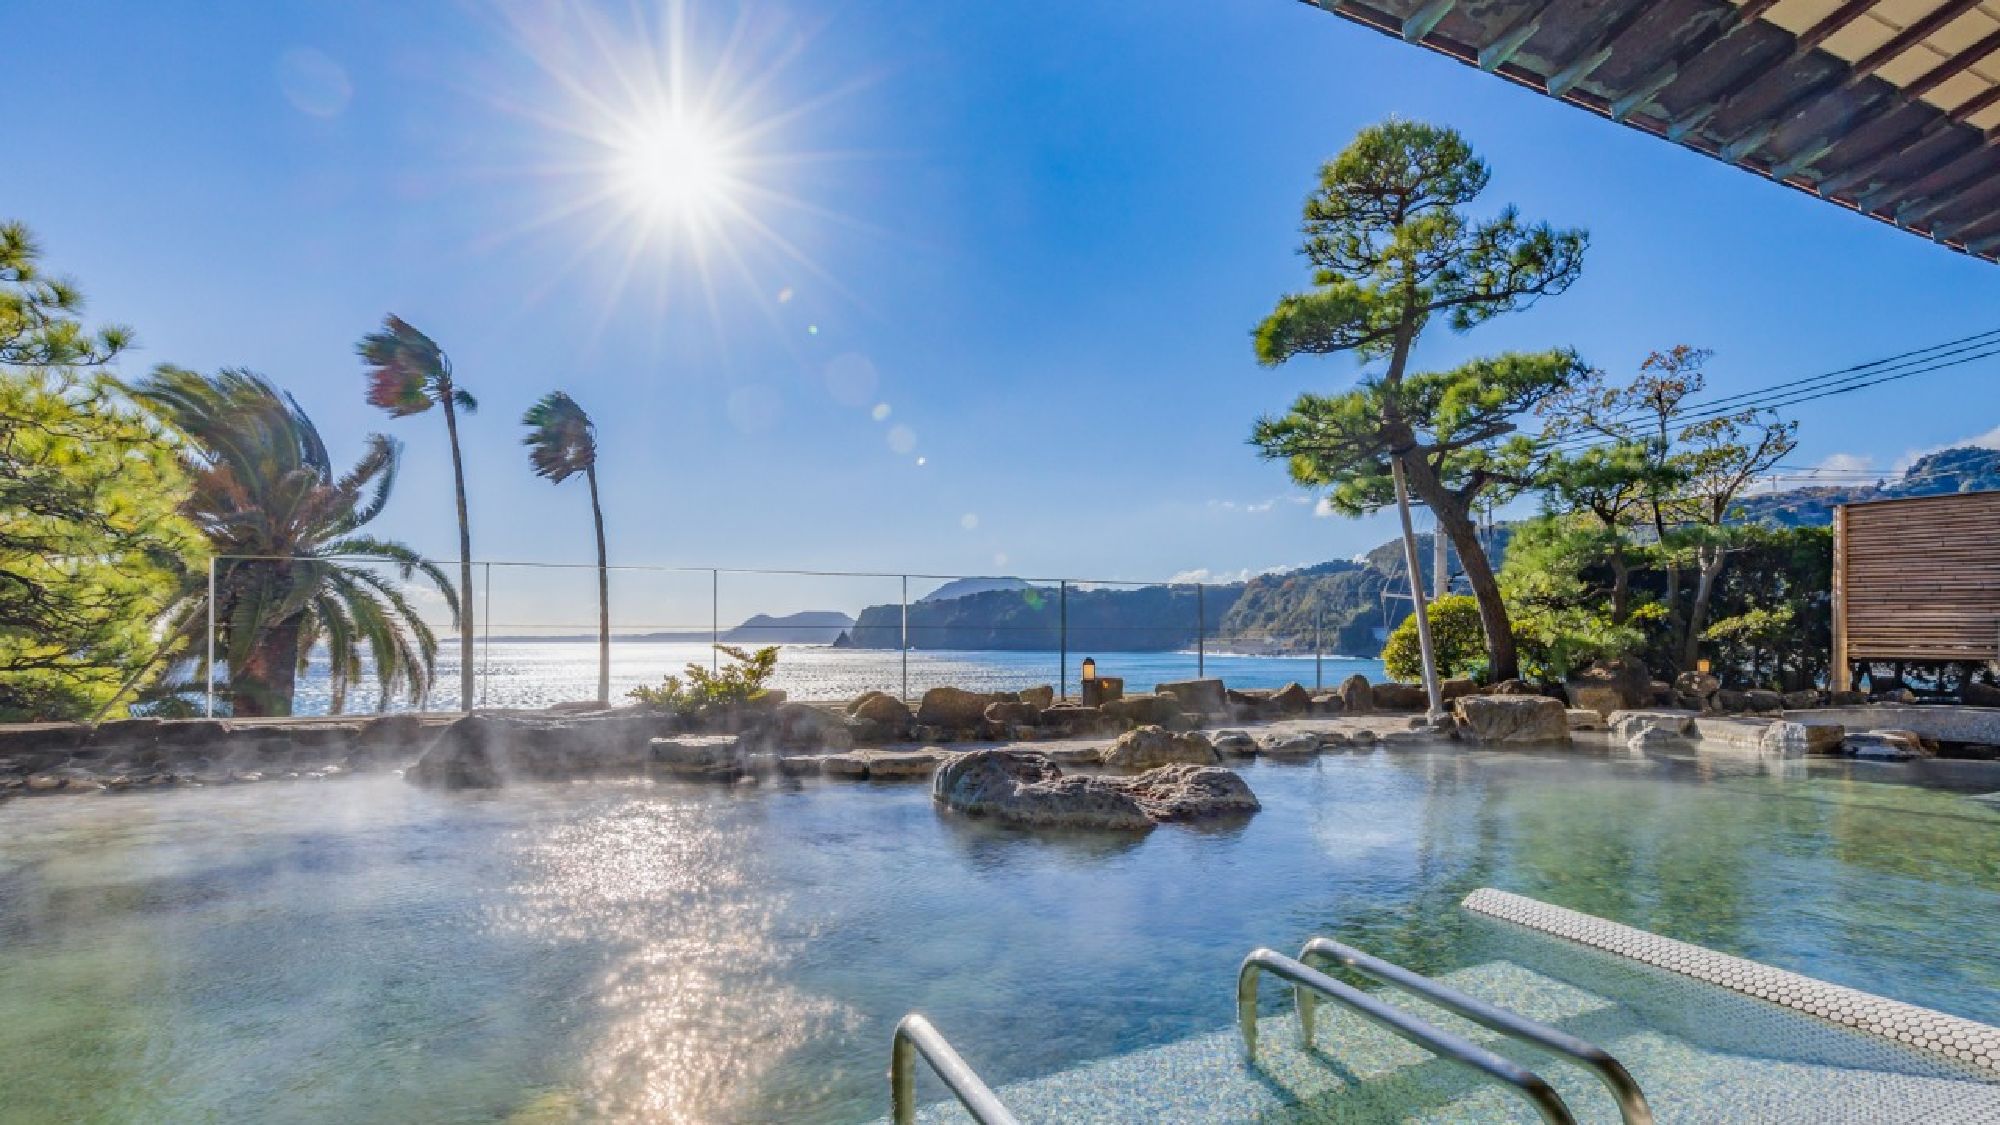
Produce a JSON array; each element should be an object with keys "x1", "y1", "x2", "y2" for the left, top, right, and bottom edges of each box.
[
  {"x1": 521, "y1": 391, "x2": 597, "y2": 482},
  {"x1": 1248, "y1": 118, "x2": 1589, "y2": 682},
  {"x1": 629, "y1": 645, "x2": 780, "y2": 712},
  {"x1": 1700, "y1": 525, "x2": 1832, "y2": 691},
  {"x1": 0, "y1": 222, "x2": 196, "y2": 721},
  {"x1": 356, "y1": 315, "x2": 477, "y2": 417},
  {"x1": 1381, "y1": 595, "x2": 1487, "y2": 682},
  {"x1": 133, "y1": 367, "x2": 457, "y2": 715},
  {"x1": 1498, "y1": 516, "x2": 1648, "y2": 680}
]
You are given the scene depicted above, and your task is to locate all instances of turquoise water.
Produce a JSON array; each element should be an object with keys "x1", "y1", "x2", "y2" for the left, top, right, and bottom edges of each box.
[
  {"x1": 290, "y1": 640, "x2": 1387, "y2": 715},
  {"x1": 3, "y1": 745, "x2": 1999, "y2": 1122}
]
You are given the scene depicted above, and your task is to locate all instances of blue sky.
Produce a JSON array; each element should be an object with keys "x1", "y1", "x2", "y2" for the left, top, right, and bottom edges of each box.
[{"x1": 12, "y1": 0, "x2": 2000, "y2": 628}]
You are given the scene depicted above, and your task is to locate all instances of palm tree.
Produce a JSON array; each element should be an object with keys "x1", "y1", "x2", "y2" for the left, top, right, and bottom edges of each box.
[
  {"x1": 133, "y1": 367, "x2": 458, "y2": 716},
  {"x1": 356, "y1": 315, "x2": 477, "y2": 710},
  {"x1": 522, "y1": 391, "x2": 611, "y2": 703}
]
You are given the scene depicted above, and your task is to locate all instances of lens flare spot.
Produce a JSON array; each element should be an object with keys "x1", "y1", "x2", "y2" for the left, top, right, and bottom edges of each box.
[
  {"x1": 870, "y1": 403, "x2": 891, "y2": 422},
  {"x1": 824, "y1": 354, "x2": 878, "y2": 406},
  {"x1": 886, "y1": 425, "x2": 916, "y2": 455},
  {"x1": 960, "y1": 513, "x2": 979, "y2": 530}
]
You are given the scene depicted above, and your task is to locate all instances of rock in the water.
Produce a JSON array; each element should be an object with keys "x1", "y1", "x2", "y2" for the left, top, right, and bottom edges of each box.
[
  {"x1": 1452, "y1": 696, "x2": 1570, "y2": 745},
  {"x1": 651, "y1": 734, "x2": 748, "y2": 779},
  {"x1": 821, "y1": 749, "x2": 943, "y2": 779},
  {"x1": 1846, "y1": 730, "x2": 1926, "y2": 760},
  {"x1": 931, "y1": 750, "x2": 1256, "y2": 830},
  {"x1": 1626, "y1": 727, "x2": 1683, "y2": 752},
  {"x1": 1311, "y1": 693, "x2": 1343, "y2": 715},
  {"x1": 1113, "y1": 763, "x2": 1261, "y2": 821},
  {"x1": 1566, "y1": 709, "x2": 1608, "y2": 731},
  {"x1": 1611, "y1": 710, "x2": 1696, "y2": 740},
  {"x1": 1316, "y1": 731, "x2": 1351, "y2": 749},
  {"x1": 1337, "y1": 674, "x2": 1374, "y2": 715},
  {"x1": 1758, "y1": 721, "x2": 1844, "y2": 757},
  {"x1": 915, "y1": 686, "x2": 996, "y2": 729},
  {"x1": 932, "y1": 750, "x2": 1150, "y2": 830},
  {"x1": 1271, "y1": 683, "x2": 1313, "y2": 714},
  {"x1": 1017, "y1": 684, "x2": 1056, "y2": 710},
  {"x1": 1210, "y1": 730, "x2": 1257, "y2": 756},
  {"x1": 1100, "y1": 725, "x2": 1217, "y2": 768},
  {"x1": 1565, "y1": 657, "x2": 1652, "y2": 719},
  {"x1": 1372, "y1": 682, "x2": 1429, "y2": 711},
  {"x1": 1043, "y1": 746, "x2": 1108, "y2": 765},
  {"x1": 1259, "y1": 733, "x2": 1319, "y2": 755},
  {"x1": 1781, "y1": 690, "x2": 1823, "y2": 710},
  {"x1": 407, "y1": 713, "x2": 667, "y2": 788},
  {"x1": 1156, "y1": 678, "x2": 1227, "y2": 716},
  {"x1": 779, "y1": 755, "x2": 823, "y2": 776}
]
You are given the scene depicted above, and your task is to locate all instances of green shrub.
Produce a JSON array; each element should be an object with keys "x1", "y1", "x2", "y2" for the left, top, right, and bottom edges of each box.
[
  {"x1": 629, "y1": 644, "x2": 779, "y2": 712},
  {"x1": 1381, "y1": 595, "x2": 1488, "y2": 683}
]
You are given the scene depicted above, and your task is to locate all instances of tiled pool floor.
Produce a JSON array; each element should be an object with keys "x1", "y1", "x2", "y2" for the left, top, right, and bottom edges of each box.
[{"x1": 902, "y1": 940, "x2": 2000, "y2": 1123}]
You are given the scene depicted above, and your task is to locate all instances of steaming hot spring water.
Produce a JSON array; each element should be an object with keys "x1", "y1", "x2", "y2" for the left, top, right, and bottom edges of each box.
[{"x1": 5, "y1": 741, "x2": 2000, "y2": 1122}]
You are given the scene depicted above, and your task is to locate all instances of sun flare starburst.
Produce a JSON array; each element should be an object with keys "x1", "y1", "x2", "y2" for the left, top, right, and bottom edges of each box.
[{"x1": 475, "y1": 0, "x2": 881, "y2": 342}]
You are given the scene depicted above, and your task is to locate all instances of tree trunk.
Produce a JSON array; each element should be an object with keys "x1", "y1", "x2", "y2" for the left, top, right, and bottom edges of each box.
[
  {"x1": 232, "y1": 617, "x2": 301, "y2": 717},
  {"x1": 1609, "y1": 550, "x2": 1631, "y2": 626},
  {"x1": 1398, "y1": 452, "x2": 1520, "y2": 681},
  {"x1": 1681, "y1": 546, "x2": 1726, "y2": 671},
  {"x1": 440, "y1": 390, "x2": 476, "y2": 712},
  {"x1": 587, "y1": 463, "x2": 610, "y2": 705}
]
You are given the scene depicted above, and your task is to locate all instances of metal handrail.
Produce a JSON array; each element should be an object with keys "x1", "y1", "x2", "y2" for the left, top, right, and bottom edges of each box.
[
  {"x1": 1237, "y1": 949, "x2": 1576, "y2": 1125},
  {"x1": 890, "y1": 1013, "x2": 1021, "y2": 1125},
  {"x1": 1299, "y1": 937, "x2": 1654, "y2": 1124}
]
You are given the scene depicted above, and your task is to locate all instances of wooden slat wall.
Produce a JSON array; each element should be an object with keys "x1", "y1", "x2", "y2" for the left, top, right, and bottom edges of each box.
[{"x1": 1834, "y1": 491, "x2": 2000, "y2": 688}]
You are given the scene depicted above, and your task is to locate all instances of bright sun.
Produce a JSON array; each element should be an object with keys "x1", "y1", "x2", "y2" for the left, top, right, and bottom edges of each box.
[{"x1": 610, "y1": 115, "x2": 736, "y2": 224}]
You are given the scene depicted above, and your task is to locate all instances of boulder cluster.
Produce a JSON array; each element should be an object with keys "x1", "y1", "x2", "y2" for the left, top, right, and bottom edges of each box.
[{"x1": 930, "y1": 749, "x2": 1259, "y2": 831}]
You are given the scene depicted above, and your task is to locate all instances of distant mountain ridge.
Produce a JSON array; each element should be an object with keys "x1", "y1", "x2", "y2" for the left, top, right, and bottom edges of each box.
[
  {"x1": 919, "y1": 576, "x2": 1032, "y2": 602},
  {"x1": 1737, "y1": 446, "x2": 2000, "y2": 526}
]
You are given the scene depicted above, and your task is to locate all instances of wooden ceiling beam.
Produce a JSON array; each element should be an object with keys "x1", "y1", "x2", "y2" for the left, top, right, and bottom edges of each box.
[
  {"x1": 1545, "y1": 3, "x2": 1655, "y2": 97},
  {"x1": 1478, "y1": 0, "x2": 1559, "y2": 72},
  {"x1": 1604, "y1": 0, "x2": 1779, "y2": 121},
  {"x1": 1673, "y1": 0, "x2": 1879, "y2": 141}
]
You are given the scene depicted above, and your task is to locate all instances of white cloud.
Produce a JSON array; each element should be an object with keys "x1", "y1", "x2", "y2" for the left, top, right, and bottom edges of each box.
[
  {"x1": 1166, "y1": 563, "x2": 1305, "y2": 585},
  {"x1": 1314, "y1": 497, "x2": 1338, "y2": 518},
  {"x1": 1815, "y1": 452, "x2": 1874, "y2": 475}
]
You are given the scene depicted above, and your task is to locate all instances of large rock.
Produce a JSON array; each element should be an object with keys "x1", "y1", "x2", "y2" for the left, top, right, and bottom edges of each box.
[
  {"x1": 1210, "y1": 730, "x2": 1258, "y2": 756},
  {"x1": 931, "y1": 750, "x2": 1256, "y2": 830},
  {"x1": 1373, "y1": 682, "x2": 1430, "y2": 712},
  {"x1": 1610, "y1": 709, "x2": 1696, "y2": 740},
  {"x1": 1337, "y1": 674, "x2": 1374, "y2": 715},
  {"x1": 1271, "y1": 683, "x2": 1313, "y2": 714},
  {"x1": 984, "y1": 700, "x2": 1041, "y2": 727},
  {"x1": 1963, "y1": 681, "x2": 2000, "y2": 708},
  {"x1": 651, "y1": 734, "x2": 748, "y2": 779},
  {"x1": 1486, "y1": 679, "x2": 1541, "y2": 696},
  {"x1": 1565, "y1": 657, "x2": 1652, "y2": 719},
  {"x1": 1452, "y1": 696, "x2": 1570, "y2": 745},
  {"x1": 1039, "y1": 703, "x2": 1108, "y2": 735},
  {"x1": 772, "y1": 702, "x2": 854, "y2": 751},
  {"x1": 1156, "y1": 678, "x2": 1226, "y2": 716},
  {"x1": 1744, "y1": 690, "x2": 1786, "y2": 714},
  {"x1": 932, "y1": 750, "x2": 1149, "y2": 830},
  {"x1": 1673, "y1": 671, "x2": 1721, "y2": 710},
  {"x1": 1114, "y1": 764, "x2": 1261, "y2": 821},
  {"x1": 1758, "y1": 721, "x2": 1845, "y2": 757},
  {"x1": 1100, "y1": 694, "x2": 1182, "y2": 727},
  {"x1": 1846, "y1": 730, "x2": 1927, "y2": 760},
  {"x1": 820, "y1": 748, "x2": 944, "y2": 779},
  {"x1": 915, "y1": 687, "x2": 998, "y2": 728},
  {"x1": 406, "y1": 713, "x2": 665, "y2": 788},
  {"x1": 1017, "y1": 684, "x2": 1056, "y2": 710},
  {"x1": 1441, "y1": 678, "x2": 1479, "y2": 701},
  {"x1": 1565, "y1": 709, "x2": 1608, "y2": 732},
  {"x1": 849, "y1": 690, "x2": 914, "y2": 727},
  {"x1": 1099, "y1": 725, "x2": 1217, "y2": 769},
  {"x1": 1259, "y1": 733, "x2": 1320, "y2": 755},
  {"x1": 1781, "y1": 690, "x2": 1823, "y2": 711}
]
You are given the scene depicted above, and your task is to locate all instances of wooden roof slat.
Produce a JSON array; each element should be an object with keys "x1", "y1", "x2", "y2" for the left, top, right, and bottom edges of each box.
[
  {"x1": 1904, "y1": 23, "x2": 2000, "y2": 102},
  {"x1": 1843, "y1": 0, "x2": 1987, "y2": 88}
]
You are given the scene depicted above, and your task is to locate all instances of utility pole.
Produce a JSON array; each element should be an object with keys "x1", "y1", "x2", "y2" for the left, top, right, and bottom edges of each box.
[
  {"x1": 1432, "y1": 510, "x2": 1449, "y2": 600},
  {"x1": 1392, "y1": 457, "x2": 1445, "y2": 722}
]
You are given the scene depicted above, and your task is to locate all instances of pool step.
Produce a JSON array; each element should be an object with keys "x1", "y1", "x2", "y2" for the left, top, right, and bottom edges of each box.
[{"x1": 899, "y1": 958, "x2": 2000, "y2": 1123}]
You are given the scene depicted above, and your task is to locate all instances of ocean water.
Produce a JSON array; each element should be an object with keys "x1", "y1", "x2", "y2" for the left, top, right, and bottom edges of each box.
[
  {"x1": 3, "y1": 747, "x2": 1998, "y2": 1122},
  {"x1": 286, "y1": 641, "x2": 1388, "y2": 716}
]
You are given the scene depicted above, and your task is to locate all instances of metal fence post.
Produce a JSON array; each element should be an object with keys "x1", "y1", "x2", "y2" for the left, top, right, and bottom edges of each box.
[
  {"x1": 205, "y1": 556, "x2": 217, "y2": 717},
  {"x1": 480, "y1": 561, "x2": 492, "y2": 710},
  {"x1": 1197, "y1": 583, "x2": 1205, "y2": 679},
  {"x1": 711, "y1": 568, "x2": 720, "y2": 673},
  {"x1": 1059, "y1": 580, "x2": 1068, "y2": 700},
  {"x1": 901, "y1": 574, "x2": 910, "y2": 701},
  {"x1": 1315, "y1": 606, "x2": 1324, "y2": 692}
]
